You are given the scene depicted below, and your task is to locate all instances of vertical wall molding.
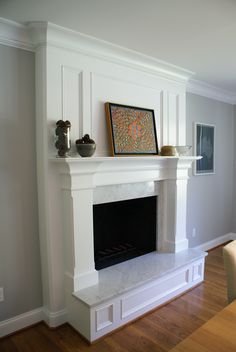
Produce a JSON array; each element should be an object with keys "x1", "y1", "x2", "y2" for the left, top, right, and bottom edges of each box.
[
  {"x1": 176, "y1": 95, "x2": 180, "y2": 146},
  {"x1": 159, "y1": 91, "x2": 164, "y2": 147},
  {"x1": 61, "y1": 66, "x2": 85, "y2": 153},
  {"x1": 161, "y1": 90, "x2": 168, "y2": 145}
]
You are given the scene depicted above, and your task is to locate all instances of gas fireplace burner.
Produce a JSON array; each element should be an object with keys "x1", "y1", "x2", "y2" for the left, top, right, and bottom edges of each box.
[{"x1": 95, "y1": 242, "x2": 144, "y2": 270}]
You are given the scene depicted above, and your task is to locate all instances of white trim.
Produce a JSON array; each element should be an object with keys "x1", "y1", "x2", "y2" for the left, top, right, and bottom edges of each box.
[
  {"x1": 194, "y1": 233, "x2": 236, "y2": 252},
  {"x1": 0, "y1": 17, "x2": 34, "y2": 52},
  {"x1": 42, "y1": 307, "x2": 67, "y2": 328},
  {"x1": 187, "y1": 79, "x2": 236, "y2": 105},
  {"x1": 0, "y1": 306, "x2": 68, "y2": 338},
  {"x1": 0, "y1": 308, "x2": 43, "y2": 338}
]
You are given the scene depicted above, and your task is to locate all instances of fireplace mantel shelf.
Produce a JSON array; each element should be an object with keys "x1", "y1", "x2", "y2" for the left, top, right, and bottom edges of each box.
[
  {"x1": 51, "y1": 155, "x2": 201, "y2": 189},
  {"x1": 51, "y1": 155, "x2": 201, "y2": 163}
]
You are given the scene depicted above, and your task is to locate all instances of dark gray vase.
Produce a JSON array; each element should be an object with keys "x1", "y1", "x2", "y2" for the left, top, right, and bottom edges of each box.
[
  {"x1": 76, "y1": 134, "x2": 96, "y2": 157},
  {"x1": 76, "y1": 143, "x2": 96, "y2": 157}
]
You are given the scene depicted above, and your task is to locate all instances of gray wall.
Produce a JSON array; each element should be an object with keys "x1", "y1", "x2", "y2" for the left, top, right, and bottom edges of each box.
[
  {"x1": 186, "y1": 92, "x2": 234, "y2": 247},
  {"x1": 0, "y1": 44, "x2": 42, "y2": 321},
  {"x1": 233, "y1": 105, "x2": 236, "y2": 232}
]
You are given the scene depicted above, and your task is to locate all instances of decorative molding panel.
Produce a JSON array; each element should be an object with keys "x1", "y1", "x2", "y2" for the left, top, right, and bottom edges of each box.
[
  {"x1": 192, "y1": 261, "x2": 203, "y2": 282},
  {"x1": 121, "y1": 269, "x2": 190, "y2": 319},
  {"x1": 95, "y1": 304, "x2": 114, "y2": 332}
]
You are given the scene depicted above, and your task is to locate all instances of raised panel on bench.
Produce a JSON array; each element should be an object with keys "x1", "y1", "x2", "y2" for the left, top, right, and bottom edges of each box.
[{"x1": 121, "y1": 268, "x2": 190, "y2": 319}]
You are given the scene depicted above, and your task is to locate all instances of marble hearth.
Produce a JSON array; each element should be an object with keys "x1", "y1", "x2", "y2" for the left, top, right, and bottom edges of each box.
[{"x1": 53, "y1": 155, "x2": 206, "y2": 342}]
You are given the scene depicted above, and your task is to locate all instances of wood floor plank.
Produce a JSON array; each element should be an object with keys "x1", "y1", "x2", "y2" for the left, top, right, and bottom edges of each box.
[
  {"x1": 0, "y1": 246, "x2": 229, "y2": 352},
  {"x1": 0, "y1": 338, "x2": 18, "y2": 352},
  {"x1": 133, "y1": 316, "x2": 182, "y2": 351},
  {"x1": 170, "y1": 300, "x2": 236, "y2": 352},
  {"x1": 112, "y1": 325, "x2": 166, "y2": 352}
]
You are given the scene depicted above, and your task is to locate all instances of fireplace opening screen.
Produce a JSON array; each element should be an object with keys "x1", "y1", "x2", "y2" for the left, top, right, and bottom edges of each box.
[{"x1": 93, "y1": 196, "x2": 157, "y2": 270}]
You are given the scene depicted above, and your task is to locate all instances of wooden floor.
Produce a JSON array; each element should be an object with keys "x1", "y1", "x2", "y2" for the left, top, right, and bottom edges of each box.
[{"x1": 0, "y1": 246, "x2": 228, "y2": 352}]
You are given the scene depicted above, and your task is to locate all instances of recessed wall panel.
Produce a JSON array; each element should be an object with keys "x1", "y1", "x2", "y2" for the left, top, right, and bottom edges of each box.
[
  {"x1": 91, "y1": 73, "x2": 161, "y2": 156},
  {"x1": 61, "y1": 66, "x2": 83, "y2": 154}
]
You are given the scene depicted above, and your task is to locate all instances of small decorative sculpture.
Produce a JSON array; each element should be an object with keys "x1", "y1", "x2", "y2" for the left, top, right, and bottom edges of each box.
[
  {"x1": 76, "y1": 134, "x2": 96, "y2": 157},
  {"x1": 160, "y1": 145, "x2": 177, "y2": 156},
  {"x1": 55, "y1": 120, "x2": 71, "y2": 157}
]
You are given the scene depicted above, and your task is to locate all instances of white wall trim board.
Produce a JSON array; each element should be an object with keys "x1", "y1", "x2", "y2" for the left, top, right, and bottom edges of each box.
[
  {"x1": 0, "y1": 306, "x2": 68, "y2": 338},
  {"x1": 42, "y1": 307, "x2": 67, "y2": 327},
  {"x1": 194, "y1": 233, "x2": 236, "y2": 252},
  {"x1": 187, "y1": 79, "x2": 236, "y2": 105},
  {"x1": 0, "y1": 308, "x2": 43, "y2": 338}
]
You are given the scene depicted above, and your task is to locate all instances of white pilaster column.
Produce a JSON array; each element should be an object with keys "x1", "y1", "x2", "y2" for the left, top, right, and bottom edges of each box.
[
  {"x1": 61, "y1": 168, "x2": 99, "y2": 291},
  {"x1": 72, "y1": 188, "x2": 98, "y2": 290},
  {"x1": 161, "y1": 177, "x2": 189, "y2": 253}
]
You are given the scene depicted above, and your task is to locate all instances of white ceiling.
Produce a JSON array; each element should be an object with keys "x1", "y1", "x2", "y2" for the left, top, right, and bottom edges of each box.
[{"x1": 1, "y1": 0, "x2": 236, "y2": 95}]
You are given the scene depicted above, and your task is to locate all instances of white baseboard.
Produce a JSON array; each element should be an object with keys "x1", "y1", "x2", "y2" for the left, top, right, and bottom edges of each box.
[
  {"x1": 194, "y1": 233, "x2": 236, "y2": 252},
  {"x1": 42, "y1": 307, "x2": 67, "y2": 327},
  {"x1": 0, "y1": 308, "x2": 43, "y2": 338},
  {"x1": 0, "y1": 306, "x2": 67, "y2": 338}
]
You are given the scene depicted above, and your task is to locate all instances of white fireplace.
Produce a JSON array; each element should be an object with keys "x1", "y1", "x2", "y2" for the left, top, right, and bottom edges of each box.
[
  {"x1": 53, "y1": 155, "x2": 206, "y2": 341},
  {"x1": 25, "y1": 21, "x2": 207, "y2": 342}
]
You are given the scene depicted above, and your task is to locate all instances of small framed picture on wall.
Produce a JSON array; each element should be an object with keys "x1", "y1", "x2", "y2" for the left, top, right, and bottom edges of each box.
[{"x1": 194, "y1": 122, "x2": 215, "y2": 175}]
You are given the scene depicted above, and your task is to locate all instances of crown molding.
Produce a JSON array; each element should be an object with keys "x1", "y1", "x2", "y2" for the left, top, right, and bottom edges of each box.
[
  {"x1": 30, "y1": 21, "x2": 195, "y2": 84},
  {"x1": 3, "y1": 16, "x2": 236, "y2": 103},
  {"x1": 0, "y1": 17, "x2": 34, "y2": 51},
  {"x1": 0, "y1": 17, "x2": 194, "y2": 84},
  {"x1": 187, "y1": 79, "x2": 236, "y2": 105}
]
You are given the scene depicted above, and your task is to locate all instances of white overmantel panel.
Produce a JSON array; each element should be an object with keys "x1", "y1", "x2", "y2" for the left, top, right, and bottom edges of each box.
[
  {"x1": 29, "y1": 22, "x2": 194, "y2": 157},
  {"x1": 45, "y1": 46, "x2": 189, "y2": 156}
]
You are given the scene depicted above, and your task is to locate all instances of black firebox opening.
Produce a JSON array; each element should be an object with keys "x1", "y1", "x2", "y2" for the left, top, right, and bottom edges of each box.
[{"x1": 93, "y1": 196, "x2": 157, "y2": 270}]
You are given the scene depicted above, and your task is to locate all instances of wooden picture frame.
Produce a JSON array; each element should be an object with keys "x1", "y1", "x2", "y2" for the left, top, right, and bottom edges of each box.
[
  {"x1": 105, "y1": 103, "x2": 158, "y2": 156},
  {"x1": 193, "y1": 122, "x2": 215, "y2": 175}
]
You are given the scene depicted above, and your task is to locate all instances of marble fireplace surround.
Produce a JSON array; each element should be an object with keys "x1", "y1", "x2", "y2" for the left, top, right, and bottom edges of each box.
[{"x1": 53, "y1": 155, "x2": 206, "y2": 341}]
